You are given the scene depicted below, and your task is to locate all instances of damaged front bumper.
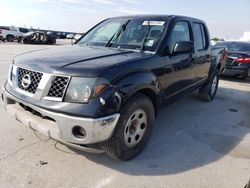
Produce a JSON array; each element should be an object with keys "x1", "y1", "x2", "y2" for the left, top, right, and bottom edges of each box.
[{"x1": 1, "y1": 84, "x2": 120, "y2": 153}]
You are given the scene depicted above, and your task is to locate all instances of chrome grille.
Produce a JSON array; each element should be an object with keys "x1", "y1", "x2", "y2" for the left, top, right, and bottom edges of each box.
[
  {"x1": 17, "y1": 68, "x2": 43, "y2": 94},
  {"x1": 47, "y1": 76, "x2": 69, "y2": 98}
]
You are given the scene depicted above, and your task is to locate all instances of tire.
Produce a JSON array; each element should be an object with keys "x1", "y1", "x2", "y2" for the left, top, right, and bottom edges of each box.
[
  {"x1": 6, "y1": 35, "x2": 14, "y2": 42},
  {"x1": 199, "y1": 69, "x2": 219, "y2": 101},
  {"x1": 101, "y1": 94, "x2": 155, "y2": 160},
  {"x1": 17, "y1": 37, "x2": 22, "y2": 43},
  {"x1": 22, "y1": 38, "x2": 28, "y2": 44}
]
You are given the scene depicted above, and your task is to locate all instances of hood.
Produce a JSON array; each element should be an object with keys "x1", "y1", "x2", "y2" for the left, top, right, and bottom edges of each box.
[{"x1": 14, "y1": 45, "x2": 150, "y2": 77}]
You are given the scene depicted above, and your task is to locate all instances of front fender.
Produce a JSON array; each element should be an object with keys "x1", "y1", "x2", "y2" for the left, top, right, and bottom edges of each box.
[{"x1": 114, "y1": 71, "x2": 161, "y2": 102}]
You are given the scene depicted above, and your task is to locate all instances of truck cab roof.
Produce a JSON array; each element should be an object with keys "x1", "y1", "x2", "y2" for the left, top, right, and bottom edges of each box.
[{"x1": 108, "y1": 14, "x2": 205, "y2": 23}]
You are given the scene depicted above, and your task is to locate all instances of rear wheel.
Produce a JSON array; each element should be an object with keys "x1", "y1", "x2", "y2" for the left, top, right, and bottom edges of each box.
[
  {"x1": 199, "y1": 69, "x2": 219, "y2": 101},
  {"x1": 101, "y1": 94, "x2": 155, "y2": 160},
  {"x1": 6, "y1": 35, "x2": 14, "y2": 42}
]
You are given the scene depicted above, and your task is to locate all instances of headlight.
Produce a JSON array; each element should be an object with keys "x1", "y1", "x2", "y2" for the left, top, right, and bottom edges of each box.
[{"x1": 64, "y1": 77, "x2": 109, "y2": 103}]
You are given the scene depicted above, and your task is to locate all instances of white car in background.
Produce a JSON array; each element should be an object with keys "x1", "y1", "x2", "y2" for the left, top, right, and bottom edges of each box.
[
  {"x1": 74, "y1": 33, "x2": 82, "y2": 40},
  {"x1": 0, "y1": 26, "x2": 29, "y2": 42},
  {"x1": 211, "y1": 40, "x2": 217, "y2": 46},
  {"x1": 66, "y1": 33, "x2": 74, "y2": 39}
]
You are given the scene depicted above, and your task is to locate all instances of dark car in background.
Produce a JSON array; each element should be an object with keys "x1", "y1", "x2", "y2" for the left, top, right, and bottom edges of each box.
[
  {"x1": 57, "y1": 32, "x2": 67, "y2": 39},
  {"x1": 214, "y1": 41, "x2": 250, "y2": 80},
  {"x1": 47, "y1": 31, "x2": 58, "y2": 39},
  {"x1": 22, "y1": 31, "x2": 56, "y2": 44}
]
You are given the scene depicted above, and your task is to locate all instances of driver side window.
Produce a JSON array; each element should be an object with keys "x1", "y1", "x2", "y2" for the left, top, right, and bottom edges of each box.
[{"x1": 169, "y1": 21, "x2": 191, "y2": 51}]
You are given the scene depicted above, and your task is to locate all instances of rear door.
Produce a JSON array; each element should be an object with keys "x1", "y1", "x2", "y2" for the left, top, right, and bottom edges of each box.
[
  {"x1": 192, "y1": 22, "x2": 211, "y2": 82},
  {"x1": 162, "y1": 20, "x2": 196, "y2": 98}
]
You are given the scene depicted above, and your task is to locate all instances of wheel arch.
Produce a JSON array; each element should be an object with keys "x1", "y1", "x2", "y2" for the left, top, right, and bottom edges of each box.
[
  {"x1": 114, "y1": 71, "x2": 161, "y2": 116},
  {"x1": 135, "y1": 88, "x2": 160, "y2": 116},
  {"x1": 209, "y1": 55, "x2": 222, "y2": 81},
  {"x1": 6, "y1": 34, "x2": 14, "y2": 37}
]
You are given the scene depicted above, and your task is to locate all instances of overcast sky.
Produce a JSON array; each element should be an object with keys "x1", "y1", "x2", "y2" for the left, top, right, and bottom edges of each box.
[{"x1": 0, "y1": 0, "x2": 249, "y2": 39}]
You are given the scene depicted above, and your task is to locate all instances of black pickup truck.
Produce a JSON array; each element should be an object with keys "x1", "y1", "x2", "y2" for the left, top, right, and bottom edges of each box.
[{"x1": 1, "y1": 15, "x2": 226, "y2": 160}]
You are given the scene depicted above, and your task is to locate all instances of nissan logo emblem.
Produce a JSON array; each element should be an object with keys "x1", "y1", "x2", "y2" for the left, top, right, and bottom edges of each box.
[{"x1": 21, "y1": 74, "x2": 32, "y2": 89}]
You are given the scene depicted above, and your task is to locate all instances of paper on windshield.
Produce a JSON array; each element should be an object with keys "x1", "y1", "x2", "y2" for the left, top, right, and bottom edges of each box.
[{"x1": 142, "y1": 21, "x2": 165, "y2": 26}]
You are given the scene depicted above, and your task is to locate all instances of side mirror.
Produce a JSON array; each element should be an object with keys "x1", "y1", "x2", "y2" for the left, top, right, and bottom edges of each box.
[{"x1": 173, "y1": 41, "x2": 194, "y2": 54}]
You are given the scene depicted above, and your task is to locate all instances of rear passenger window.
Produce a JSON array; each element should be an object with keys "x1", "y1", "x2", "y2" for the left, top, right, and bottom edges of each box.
[
  {"x1": 193, "y1": 23, "x2": 208, "y2": 50},
  {"x1": 169, "y1": 21, "x2": 191, "y2": 50}
]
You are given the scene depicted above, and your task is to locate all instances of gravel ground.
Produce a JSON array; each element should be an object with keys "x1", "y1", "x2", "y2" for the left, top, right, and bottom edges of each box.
[{"x1": 0, "y1": 41, "x2": 250, "y2": 188}]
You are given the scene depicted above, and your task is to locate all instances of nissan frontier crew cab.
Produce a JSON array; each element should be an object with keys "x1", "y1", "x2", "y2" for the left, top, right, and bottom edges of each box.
[{"x1": 1, "y1": 15, "x2": 226, "y2": 160}]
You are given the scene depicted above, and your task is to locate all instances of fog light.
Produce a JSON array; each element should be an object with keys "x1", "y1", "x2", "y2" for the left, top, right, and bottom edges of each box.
[{"x1": 72, "y1": 126, "x2": 86, "y2": 139}]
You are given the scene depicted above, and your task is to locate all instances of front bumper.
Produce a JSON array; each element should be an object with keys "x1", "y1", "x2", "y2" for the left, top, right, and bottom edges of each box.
[{"x1": 1, "y1": 85, "x2": 120, "y2": 151}]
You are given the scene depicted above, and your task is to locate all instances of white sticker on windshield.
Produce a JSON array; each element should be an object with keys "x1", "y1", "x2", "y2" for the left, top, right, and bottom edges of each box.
[{"x1": 142, "y1": 21, "x2": 165, "y2": 26}]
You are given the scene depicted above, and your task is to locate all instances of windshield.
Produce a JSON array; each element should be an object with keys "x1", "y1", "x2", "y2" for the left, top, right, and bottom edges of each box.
[
  {"x1": 19, "y1": 27, "x2": 30, "y2": 33},
  {"x1": 215, "y1": 42, "x2": 250, "y2": 52},
  {"x1": 77, "y1": 18, "x2": 167, "y2": 52}
]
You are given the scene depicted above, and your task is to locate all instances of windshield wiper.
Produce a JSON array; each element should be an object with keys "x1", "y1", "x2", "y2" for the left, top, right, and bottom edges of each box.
[
  {"x1": 105, "y1": 19, "x2": 130, "y2": 47},
  {"x1": 140, "y1": 20, "x2": 151, "y2": 52}
]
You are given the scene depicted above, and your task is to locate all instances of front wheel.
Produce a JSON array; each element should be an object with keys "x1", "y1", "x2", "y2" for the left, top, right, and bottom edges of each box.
[
  {"x1": 199, "y1": 69, "x2": 219, "y2": 101},
  {"x1": 22, "y1": 38, "x2": 28, "y2": 44},
  {"x1": 101, "y1": 94, "x2": 155, "y2": 160}
]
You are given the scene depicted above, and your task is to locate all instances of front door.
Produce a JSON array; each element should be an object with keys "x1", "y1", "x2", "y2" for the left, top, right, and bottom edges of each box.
[{"x1": 161, "y1": 21, "x2": 196, "y2": 99}]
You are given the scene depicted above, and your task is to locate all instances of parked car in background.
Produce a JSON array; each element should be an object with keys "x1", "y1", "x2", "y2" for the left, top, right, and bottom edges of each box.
[
  {"x1": 46, "y1": 31, "x2": 58, "y2": 39},
  {"x1": 211, "y1": 40, "x2": 217, "y2": 46},
  {"x1": 0, "y1": 26, "x2": 29, "y2": 42},
  {"x1": 214, "y1": 41, "x2": 250, "y2": 80},
  {"x1": 22, "y1": 31, "x2": 56, "y2": 44},
  {"x1": 66, "y1": 33, "x2": 75, "y2": 39},
  {"x1": 2, "y1": 15, "x2": 226, "y2": 160},
  {"x1": 74, "y1": 33, "x2": 82, "y2": 40},
  {"x1": 58, "y1": 32, "x2": 67, "y2": 39}
]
